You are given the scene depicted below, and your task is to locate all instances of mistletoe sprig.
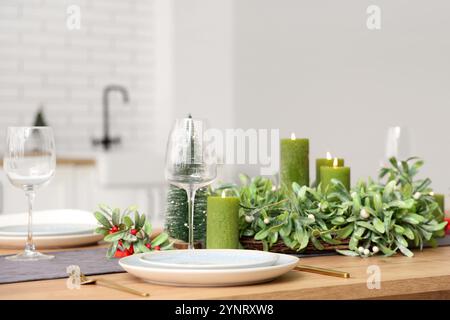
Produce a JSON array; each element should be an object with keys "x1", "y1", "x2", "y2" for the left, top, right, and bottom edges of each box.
[
  {"x1": 217, "y1": 157, "x2": 447, "y2": 257},
  {"x1": 94, "y1": 205, "x2": 172, "y2": 258}
]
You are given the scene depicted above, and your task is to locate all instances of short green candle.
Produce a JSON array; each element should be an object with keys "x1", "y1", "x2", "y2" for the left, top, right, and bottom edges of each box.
[
  {"x1": 206, "y1": 196, "x2": 240, "y2": 249},
  {"x1": 280, "y1": 136, "x2": 309, "y2": 189},
  {"x1": 320, "y1": 164, "x2": 351, "y2": 193},
  {"x1": 315, "y1": 156, "x2": 344, "y2": 186},
  {"x1": 433, "y1": 193, "x2": 445, "y2": 221}
]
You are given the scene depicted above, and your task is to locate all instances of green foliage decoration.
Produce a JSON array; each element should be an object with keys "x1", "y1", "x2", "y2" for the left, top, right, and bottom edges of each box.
[
  {"x1": 94, "y1": 205, "x2": 172, "y2": 258},
  {"x1": 215, "y1": 157, "x2": 447, "y2": 257}
]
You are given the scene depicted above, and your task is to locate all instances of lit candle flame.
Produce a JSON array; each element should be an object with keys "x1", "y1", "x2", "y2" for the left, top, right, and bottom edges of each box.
[
  {"x1": 326, "y1": 152, "x2": 332, "y2": 160},
  {"x1": 333, "y1": 157, "x2": 338, "y2": 168},
  {"x1": 291, "y1": 133, "x2": 296, "y2": 140}
]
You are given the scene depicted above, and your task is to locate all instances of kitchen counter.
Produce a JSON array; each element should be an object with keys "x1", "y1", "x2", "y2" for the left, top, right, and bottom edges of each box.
[
  {"x1": 0, "y1": 157, "x2": 96, "y2": 167},
  {"x1": 0, "y1": 245, "x2": 449, "y2": 300}
]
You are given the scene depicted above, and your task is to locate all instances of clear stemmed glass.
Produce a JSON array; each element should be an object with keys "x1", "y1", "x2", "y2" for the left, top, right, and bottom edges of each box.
[
  {"x1": 383, "y1": 126, "x2": 413, "y2": 166},
  {"x1": 3, "y1": 127, "x2": 56, "y2": 261},
  {"x1": 165, "y1": 116, "x2": 217, "y2": 250}
]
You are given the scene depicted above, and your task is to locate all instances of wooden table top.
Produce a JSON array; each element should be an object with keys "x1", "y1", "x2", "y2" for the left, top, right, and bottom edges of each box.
[{"x1": 0, "y1": 246, "x2": 449, "y2": 300}]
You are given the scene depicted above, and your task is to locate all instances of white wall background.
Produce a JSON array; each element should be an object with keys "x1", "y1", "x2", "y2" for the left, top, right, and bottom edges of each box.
[
  {"x1": 233, "y1": 0, "x2": 450, "y2": 194},
  {"x1": 0, "y1": 0, "x2": 449, "y2": 211},
  {"x1": 0, "y1": 0, "x2": 157, "y2": 153},
  {"x1": 172, "y1": 0, "x2": 234, "y2": 131},
  {"x1": 172, "y1": 0, "x2": 236, "y2": 182}
]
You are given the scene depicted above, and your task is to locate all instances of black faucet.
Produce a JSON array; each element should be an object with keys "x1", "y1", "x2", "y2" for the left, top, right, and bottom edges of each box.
[{"x1": 92, "y1": 85, "x2": 129, "y2": 151}]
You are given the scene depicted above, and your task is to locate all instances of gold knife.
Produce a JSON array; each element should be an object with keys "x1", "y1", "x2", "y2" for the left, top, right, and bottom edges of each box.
[{"x1": 294, "y1": 265, "x2": 350, "y2": 278}]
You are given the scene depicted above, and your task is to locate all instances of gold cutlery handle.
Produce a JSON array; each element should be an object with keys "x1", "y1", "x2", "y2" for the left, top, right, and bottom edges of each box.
[
  {"x1": 95, "y1": 278, "x2": 150, "y2": 297},
  {"x1": 295, "y1": 265, "x2": 350, "y2": 278}
]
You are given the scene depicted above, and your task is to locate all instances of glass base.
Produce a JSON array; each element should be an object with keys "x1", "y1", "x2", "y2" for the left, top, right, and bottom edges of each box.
[{"x1": 6, "y1": 250, "x2": 54, "y2": 261}]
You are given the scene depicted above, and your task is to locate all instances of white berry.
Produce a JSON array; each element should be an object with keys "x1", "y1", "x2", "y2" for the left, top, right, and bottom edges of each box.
[
  {"x1": 307, "y1": 214, "x2": 315, "y2": 221},
  {"x1": 372, "y1": 246, "x2": 379, "y2": 253},
  {"x1": 264, "y1": 218, "x2": 270, "y2": 224},
  {"x1": 429, "y1": 191, "x2": 434, "y2": 196},
  {"x1": 413, "y1": 192, "x2": 421, "y2": 200},
  {"x1": 358, "y1": 246, "x2": 365, "y2": 253},
  {"x1": 245, "y1": 216, "x2": 254, "y2": 223},
  {"x1": 363, "y1": 248, "x2": 370, "y2": 256},
  {"x1": 360, "y1": 209, "x2": 369, "y2": 219}
]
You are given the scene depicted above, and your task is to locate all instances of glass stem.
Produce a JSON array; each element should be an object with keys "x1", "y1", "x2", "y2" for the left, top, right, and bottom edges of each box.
[
  {"x1": 186, "y1": 186, "x2": 197, "y2": 250},
  {"x1": 24, "y1": 190, "x2": 36, "y2": 253}
]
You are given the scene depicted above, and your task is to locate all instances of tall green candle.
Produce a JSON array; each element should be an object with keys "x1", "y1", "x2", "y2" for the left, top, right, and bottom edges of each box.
[
  {"x1": 315, "y1": 153, "x2": 344, "y2": 186},
  {"x1": 280, "y1": 134, "x2": 309, "y2": 190},
  {"x1": 320, "y1": 158, "x2": 350, "y2": 193},
  {"x1": 206, "y1": 195, "x2": 240, "y2": 249},
  {"x1": 433, "y1": 193, "x2": 445, "y2": 221}
]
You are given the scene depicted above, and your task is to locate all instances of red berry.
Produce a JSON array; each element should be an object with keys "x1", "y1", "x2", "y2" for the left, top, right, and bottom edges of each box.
[
  {"x1": 114, "y1": 249, "x2": 128, "y2": 258},
  {"x1": 145, "y1": 243, "x2": 151, "y2": 249},
  {"x1": 154, "y1": 246, "x2": 160, "y2": 251},
  {"x1": 110, "y1": 225, "x2": 119, "y2": 233},
  {"x1": 126, "y1": 244, "x2": 134, "y2": 255},
  {"x1": 130, "y1": 229, "x2": 137, "y2": 235}
]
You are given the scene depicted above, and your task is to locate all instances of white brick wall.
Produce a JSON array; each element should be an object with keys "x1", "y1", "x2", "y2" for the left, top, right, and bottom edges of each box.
[{"x1": 0, "y1": 0, "x2": 156, "y2": 153}]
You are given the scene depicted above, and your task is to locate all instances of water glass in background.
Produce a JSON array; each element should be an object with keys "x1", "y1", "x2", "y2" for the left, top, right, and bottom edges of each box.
[{"x1": 3, "y1": 127, "x2": 56, "y2": 261}]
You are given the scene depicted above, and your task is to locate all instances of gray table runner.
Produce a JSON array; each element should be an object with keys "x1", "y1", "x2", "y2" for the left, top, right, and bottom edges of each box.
[{"x1": 0, "y1": 248, "x2": 124, "y2": 285}]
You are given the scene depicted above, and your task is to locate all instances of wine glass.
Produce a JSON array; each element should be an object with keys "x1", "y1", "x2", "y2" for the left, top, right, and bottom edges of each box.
[
  {"x1": 3, "y1": 127, "x2": 56, "y2": 261},
  {"x1": 165, "y1": 116, "x2": 217, "y2": 249},
  {"x1": 382, "y1": 126, "x2": 413, "y2": 166}
]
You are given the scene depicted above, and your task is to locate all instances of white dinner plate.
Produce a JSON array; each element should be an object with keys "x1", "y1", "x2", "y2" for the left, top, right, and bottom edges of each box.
[
  {"x1": 0, "y1": 210, "x2": 103, "y2": 249},
  {"x1": 139, "y1": 249, "x2": 279, "y2": 269},
  {"x1": 120, "y1": 250, "x2": 299, "y2": 287},
  {"x1": 0, "y1": 224, "x2": 95, "y2": 237}
]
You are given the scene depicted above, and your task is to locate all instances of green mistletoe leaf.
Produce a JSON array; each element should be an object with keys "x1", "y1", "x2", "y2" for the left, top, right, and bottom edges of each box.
[
  {"x1": 151, "y1": 232, "x2": 169, "y2": 246},
  {"x1": 143, "y1": 220, "x2": 153, "y2": 235},
  {"x1": 373, "y1": 217, "x2": 385, "y2": 234},
  {"x1": 94, "y1": 211, "x2": 112, "y2": 228},
  {"x1": 104, "y1": 230, "x2": 127, "y2": 242},
  {"x1": 112, "y1": 208, "x2": 120, "y2": 226},
  {"x1": 123, "y1": 216, "x2": 133, "y2": 228}
]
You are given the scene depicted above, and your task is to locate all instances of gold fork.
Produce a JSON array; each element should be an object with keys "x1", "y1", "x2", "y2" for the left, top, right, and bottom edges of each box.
[
  {"x1": 80, "y1": 273, "x2": 150, "y2": 297},
  {"x1": 293, "y1": 265, "x2": 350, "y2": 278}
]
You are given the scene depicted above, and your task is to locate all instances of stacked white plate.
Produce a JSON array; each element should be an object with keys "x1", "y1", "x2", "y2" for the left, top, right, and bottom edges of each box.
[
  {"x1": 0, "y1": 210, "x2": 103, "y2": 249},
  {"x1": 119, "y1": 249, "x2": 299, "y2": 287}
]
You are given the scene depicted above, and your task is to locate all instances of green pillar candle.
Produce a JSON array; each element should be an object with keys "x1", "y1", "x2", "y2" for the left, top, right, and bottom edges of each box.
[
  {"x1": 315, "y1": 154, "x2": 344, "y2": 186},
  {"x1": 280, "y1": 134, "x2": 309, "y2": 190},
  {"x1": 320, "y1": 160, "x2": 350, "y2": 193},
  {"x1": 206, "y1": 196, "x2": 240, "y2": 249},
  {"x1": 433, "y1": 193, "x2": 445, "y2": 221}
]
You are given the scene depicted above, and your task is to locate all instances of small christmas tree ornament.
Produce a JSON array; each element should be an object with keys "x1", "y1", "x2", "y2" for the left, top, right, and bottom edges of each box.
[
  {"x1": 165, "y1": 185, "x2": 207, "y2": 247},
  {"x1": 33, "y1": 106, "x2": 48, "y2": 127}
]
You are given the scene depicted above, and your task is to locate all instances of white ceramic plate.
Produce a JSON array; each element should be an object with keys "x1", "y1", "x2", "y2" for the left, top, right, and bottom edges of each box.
[
  {"x1": 120, "y1": 250, "x2": 299, "y2": 287},
  {"x1": 139, "y1": 249, "x2": 279, "y2": 269},
  {"x1": 0, "y1": 210, "x2": 103, "y2": 249},
  {"x1": 0, "y1": 224, "x2": 95, "y2": 237}
]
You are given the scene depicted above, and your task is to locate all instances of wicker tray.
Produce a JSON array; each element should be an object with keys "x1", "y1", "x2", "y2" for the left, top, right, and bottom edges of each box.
[
  {"x1": 170, "y1": 237, "x2": 350, "y2": 254},
  {"x1": 239, "y1": 237, "x2": 350, "y2": 254}
]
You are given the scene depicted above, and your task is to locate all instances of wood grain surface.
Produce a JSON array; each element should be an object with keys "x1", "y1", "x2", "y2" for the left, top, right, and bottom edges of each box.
[{"x1": 0, "y1": 246, "x2": 449, "y2": 300}]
